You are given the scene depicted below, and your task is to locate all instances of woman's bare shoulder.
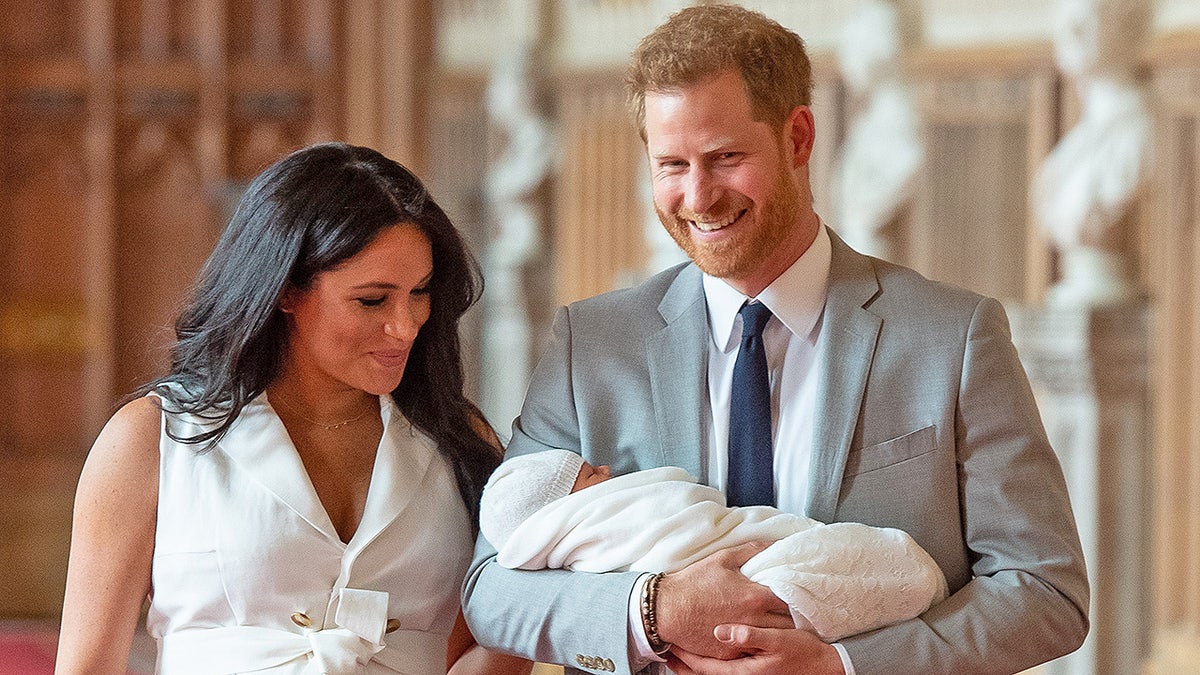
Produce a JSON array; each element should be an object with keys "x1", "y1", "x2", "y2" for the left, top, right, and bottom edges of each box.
[{"x1": 87, "y1": 396, "x2": 163, "y2": 468}]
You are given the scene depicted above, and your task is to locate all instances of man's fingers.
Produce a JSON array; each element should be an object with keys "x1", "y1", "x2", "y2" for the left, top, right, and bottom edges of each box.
[
  {"x1": 719, "y1": 540, "x2": 774, "y2": 566},
  {"x1": 715, "y1": 623, "x2": 758, "y2": 649},
  {"x1": 664, "y1": 654, "x2": 699, "y2": 675},
  {"x1": 668, "y1": 649, "x2": 735, "y2": 675}
]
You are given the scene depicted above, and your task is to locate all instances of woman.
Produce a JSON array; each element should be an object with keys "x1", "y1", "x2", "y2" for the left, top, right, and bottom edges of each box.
[{"x1": 57, "y1": 143, "x2": 532, "y2": 675}]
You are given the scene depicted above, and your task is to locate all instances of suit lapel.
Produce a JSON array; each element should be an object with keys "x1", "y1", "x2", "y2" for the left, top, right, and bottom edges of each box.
[
  {"x1": 646, "y1": 265, "x2": 708, "y2": 482},
  {"x1": 805, "y1": 234, "x2": 882, "y2": 522}
]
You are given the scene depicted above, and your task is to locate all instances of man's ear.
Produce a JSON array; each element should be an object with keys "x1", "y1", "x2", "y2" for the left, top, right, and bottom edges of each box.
[{"x1": 784, "y1": 105, "x2": 816, "y2": 169}]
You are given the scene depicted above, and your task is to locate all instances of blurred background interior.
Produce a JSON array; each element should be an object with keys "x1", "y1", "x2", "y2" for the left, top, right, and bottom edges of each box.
[{"x1": 0, "y1": 1, "x2": 1197, "y2": 673}]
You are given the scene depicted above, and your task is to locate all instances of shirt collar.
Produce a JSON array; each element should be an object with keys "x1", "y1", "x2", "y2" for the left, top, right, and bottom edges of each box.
[{"x1": 703, "y1": 223, "x2": 832, "y2": 352}]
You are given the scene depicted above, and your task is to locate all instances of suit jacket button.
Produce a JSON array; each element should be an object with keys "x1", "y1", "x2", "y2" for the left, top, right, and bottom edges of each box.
[
  {"x1": 385, "y1": 618, "x2": 401, "y2": 633},
  {"x1": 290, "y1": 612, "x2": 312, "y2": 628}
]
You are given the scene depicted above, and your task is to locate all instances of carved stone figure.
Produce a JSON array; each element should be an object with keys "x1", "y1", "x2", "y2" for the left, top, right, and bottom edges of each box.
[
  {"x1": 830, "y1": 0, "x2": 924, "y2": 261},
  {"x1": 1033, "y1": 0, "x2": 1152, "y2": 307},
  {"x1": 481, "y1": 45, "x2": 556, "y2": 429}
]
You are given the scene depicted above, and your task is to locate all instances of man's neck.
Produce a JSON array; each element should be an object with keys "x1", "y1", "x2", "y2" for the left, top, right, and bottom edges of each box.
[{"x1": 724, "y1": 211, "x2": 820, "y2": 297}]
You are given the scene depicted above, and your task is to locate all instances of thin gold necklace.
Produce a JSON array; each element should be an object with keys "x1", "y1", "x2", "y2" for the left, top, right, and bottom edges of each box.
[{"x1": 271, "y1": 392, "x2": 374, "y2": 430}]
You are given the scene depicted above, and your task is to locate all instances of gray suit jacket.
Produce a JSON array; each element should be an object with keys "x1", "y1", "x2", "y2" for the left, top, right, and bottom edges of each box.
[{"x1": 463, "y1": 233, "x2": 1089, "y2": 675}]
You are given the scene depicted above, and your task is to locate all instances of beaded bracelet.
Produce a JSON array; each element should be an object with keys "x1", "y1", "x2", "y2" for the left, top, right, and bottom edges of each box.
[{"x1": 640, "y1": 572, "x2": 670, "y2": 654}]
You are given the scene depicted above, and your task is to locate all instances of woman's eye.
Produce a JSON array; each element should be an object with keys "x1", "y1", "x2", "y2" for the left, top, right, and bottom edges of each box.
[
  {"x1": 412, "y1": 286, "x2": 432, "y2": 296},
  {"x1": 357, "y1": 296, "x2": 386, "y2": 307}
]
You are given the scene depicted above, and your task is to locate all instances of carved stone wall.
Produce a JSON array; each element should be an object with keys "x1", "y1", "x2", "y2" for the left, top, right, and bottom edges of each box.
[{"x1": 1009, "y1": 302, "x2": 1152, "y2": 675}]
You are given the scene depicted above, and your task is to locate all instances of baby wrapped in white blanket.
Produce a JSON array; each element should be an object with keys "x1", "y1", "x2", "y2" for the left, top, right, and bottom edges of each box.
[{"x1": 480, "y1": 450, "x2": 948, "y2": 642}]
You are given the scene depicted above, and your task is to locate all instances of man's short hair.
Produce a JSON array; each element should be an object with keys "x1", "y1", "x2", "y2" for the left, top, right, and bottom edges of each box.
[{"x1": 626, "y1": 4, "x2": 813, "y2": 135}]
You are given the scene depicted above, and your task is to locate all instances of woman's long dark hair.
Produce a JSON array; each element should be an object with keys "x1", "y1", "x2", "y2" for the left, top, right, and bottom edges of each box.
[{"x1": 141, "y1": 142, "x2": 500, "y2": 524}]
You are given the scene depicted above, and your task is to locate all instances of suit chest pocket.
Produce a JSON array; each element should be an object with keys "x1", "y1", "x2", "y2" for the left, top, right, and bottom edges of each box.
[{"x1": 845, "y1": 425, "x2": 936, "y2": 476}]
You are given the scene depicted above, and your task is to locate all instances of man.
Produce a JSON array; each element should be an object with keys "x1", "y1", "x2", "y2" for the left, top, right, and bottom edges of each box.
[{"x1": 463, "y1": 5, "x2": 1088, "y2": 675}]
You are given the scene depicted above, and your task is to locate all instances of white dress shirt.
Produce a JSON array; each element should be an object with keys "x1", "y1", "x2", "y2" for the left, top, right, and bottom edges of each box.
[
  {"x1": 701, "y1": 224, "x2": 830, "y2": 514},
  {"x1": 630, "y1": 226, "x2": 857, "y2": 673}
]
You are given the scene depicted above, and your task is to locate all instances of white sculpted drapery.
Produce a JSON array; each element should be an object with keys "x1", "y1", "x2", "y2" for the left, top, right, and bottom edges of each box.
[
  {"x1": 830, "y1": 0, "x2": 924, "y2": 262},
  {"x1": 1033, "y1": 0, "x2": 1152, "y2": 307},
  {"x1": 481, "y1": 45, "x2": 556, "y2": 431}
]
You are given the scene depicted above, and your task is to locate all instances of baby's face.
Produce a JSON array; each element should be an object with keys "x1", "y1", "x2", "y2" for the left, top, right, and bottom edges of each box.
[{"x1": 572, "y1": 461, "x2": 611, "y2": 492}]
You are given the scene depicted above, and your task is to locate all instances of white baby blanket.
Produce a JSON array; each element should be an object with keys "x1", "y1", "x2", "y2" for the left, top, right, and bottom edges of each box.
[{"x1": 494, "y1": 466, "x2": 948, "y2": 641}]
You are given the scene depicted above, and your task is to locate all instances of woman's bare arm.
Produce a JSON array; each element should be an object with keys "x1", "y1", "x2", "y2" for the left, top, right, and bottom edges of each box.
[
  {"x1": 447, "y1": 609, "x2": 534, "y2": 675},
  {"x1": 56, "y1": 397, "x2": 161, "y2": 674}
]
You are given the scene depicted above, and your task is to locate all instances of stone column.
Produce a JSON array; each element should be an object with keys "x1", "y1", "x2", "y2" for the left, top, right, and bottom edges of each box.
[{"x1": 1008, "y1": 300, "x2": 1151, "y2": 675}]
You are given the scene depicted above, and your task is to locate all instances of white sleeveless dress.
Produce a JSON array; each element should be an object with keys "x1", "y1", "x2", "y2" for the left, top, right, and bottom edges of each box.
[{"x1": 146, "y1": 389, "x2": 474, "y2": 675}]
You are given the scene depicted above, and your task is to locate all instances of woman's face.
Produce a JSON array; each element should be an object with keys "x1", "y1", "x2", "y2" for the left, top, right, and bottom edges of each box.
[{"x1": 280, "y1": 223, "x2": 433, "y2": 397}]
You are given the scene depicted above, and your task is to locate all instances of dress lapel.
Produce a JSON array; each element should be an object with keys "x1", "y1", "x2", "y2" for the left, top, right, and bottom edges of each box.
[
  {"x1": 805, "y1": 234, "x2": 883, "y2": 522},
  {"x1": 646, "y1": 265, "x2": 709, "y2": 482},
  {"x1": 219, "y1": 394, "x2": 342, "y2": 543},
  {"x1": 348, "y1": 396, "x2": 435, "y2": 553}
]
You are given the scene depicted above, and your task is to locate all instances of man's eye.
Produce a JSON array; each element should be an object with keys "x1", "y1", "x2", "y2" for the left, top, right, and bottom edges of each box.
[
  {"x1": 412, "y1": 286, "x2": 432, "y2": 296},
  {"x1": 357, "y1": 296, "x2": 386, "y2": 307}
]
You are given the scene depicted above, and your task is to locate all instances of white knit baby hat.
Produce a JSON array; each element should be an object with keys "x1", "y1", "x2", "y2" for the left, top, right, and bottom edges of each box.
[{"x1": 480, "y1": 449, "x2": 585, "y2": 549}]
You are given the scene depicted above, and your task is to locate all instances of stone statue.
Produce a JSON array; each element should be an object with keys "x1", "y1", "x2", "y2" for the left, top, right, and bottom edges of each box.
[
  {"x1": 1033, "y1": 0, "x2": 1152, "y2": 307},
  {"x1": 481, "y1": 44, "x2": 556, "y2": 430},
  {"x1": 830, "y1": 0, "x2": 924, "y2": 261}
]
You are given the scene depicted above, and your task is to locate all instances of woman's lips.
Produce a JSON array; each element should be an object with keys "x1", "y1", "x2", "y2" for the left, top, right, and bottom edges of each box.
[{"x1": 371, "y1": 350, "x2": 410, "y2": 368}]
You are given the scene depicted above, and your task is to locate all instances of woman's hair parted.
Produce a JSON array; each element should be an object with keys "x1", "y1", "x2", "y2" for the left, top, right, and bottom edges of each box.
[
  {"x1": 625, "y1": 3, "x2": 812, "y2": 136},
  {"x1": 141, "y1": 141, "x2": 499, "y2": 522}
]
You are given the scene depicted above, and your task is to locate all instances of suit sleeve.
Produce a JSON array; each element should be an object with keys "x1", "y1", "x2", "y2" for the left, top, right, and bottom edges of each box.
[
  {"x1": 840, "y1": 297, "x2": 1090, "y2": 674},
  {"x1": 461, "y1": 306, "x2": 646, "y2": 674}
]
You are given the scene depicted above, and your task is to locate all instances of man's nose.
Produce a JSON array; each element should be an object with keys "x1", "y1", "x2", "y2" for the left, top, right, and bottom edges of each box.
[{"x1": 683, "y1": 169, "x2": 721, "y2": 215}]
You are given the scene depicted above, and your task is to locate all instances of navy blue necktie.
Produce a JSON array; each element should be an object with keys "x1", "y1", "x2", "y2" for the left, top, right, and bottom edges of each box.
[{"x1": 727, "y1": 301, "x2": 775, "y2": 507}]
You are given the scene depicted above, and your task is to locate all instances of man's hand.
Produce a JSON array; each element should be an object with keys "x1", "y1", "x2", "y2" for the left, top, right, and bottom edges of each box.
[
  {"x1": 654, "y1": 541, "x2": 793, "y2": 658},
  {"x1": 666, "y1": 625, "x2": 845, "y2": 675}
]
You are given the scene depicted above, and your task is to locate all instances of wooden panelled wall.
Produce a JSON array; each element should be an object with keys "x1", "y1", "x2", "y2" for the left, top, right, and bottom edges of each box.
[
  {"x1": 424, "y1": 71, "x2": 490, "y2": 400},
  {"x1": 554, "y1": 71, "x2": 644, "y2": 304},
  {"x1": 907, "y1": 47, "x2": 1057, "y2": 304},
  {"x1": 0, "y1": 0, "x2": 346, "y2": 618}
]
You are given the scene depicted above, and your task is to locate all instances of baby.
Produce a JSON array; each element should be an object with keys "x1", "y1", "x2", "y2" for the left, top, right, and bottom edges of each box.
[{"x1": 480, "y1": 449, "x2": 948, "y2": 642}]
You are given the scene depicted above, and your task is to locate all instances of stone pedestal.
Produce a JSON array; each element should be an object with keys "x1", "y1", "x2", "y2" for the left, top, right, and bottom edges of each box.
[{"x1": 1008, "y1": 300, "x2": 1151, "y2": 675}]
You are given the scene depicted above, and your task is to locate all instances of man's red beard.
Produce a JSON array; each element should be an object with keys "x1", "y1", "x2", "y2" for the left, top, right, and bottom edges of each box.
[{"x1": 655, "y1": 164, "x2": 801, "y2": 282}]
